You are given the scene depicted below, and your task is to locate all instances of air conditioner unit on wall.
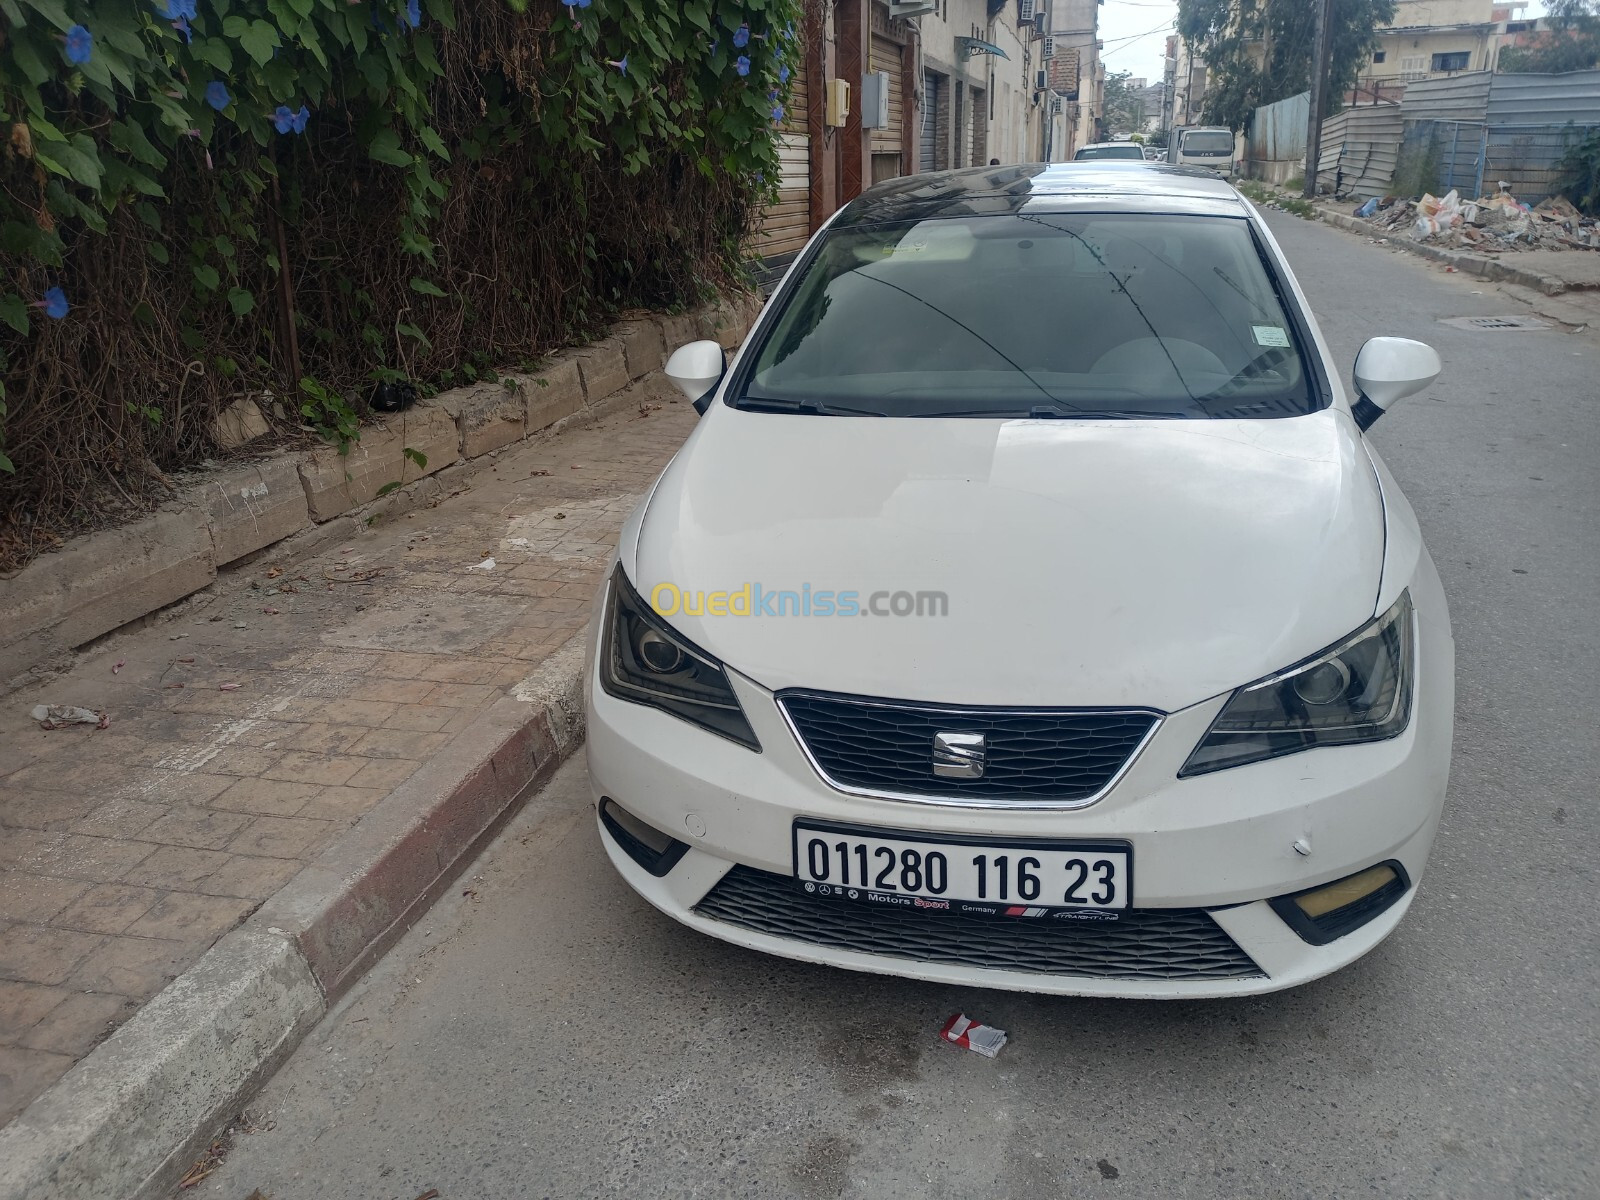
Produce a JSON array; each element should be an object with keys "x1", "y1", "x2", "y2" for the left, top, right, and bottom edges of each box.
[
  {"x1": 888, "y1": 0, "x2": 936, "y2": 17},
  {"x1": 1018, "y1": 0, "x2": 1036, "y2": 23},
  {"x1": 1042, "y1": 36, "x2": 1055, "y2": 59},
  {"x1": 1032, "y1": 12, "x2": 1046, "y2": 37}
]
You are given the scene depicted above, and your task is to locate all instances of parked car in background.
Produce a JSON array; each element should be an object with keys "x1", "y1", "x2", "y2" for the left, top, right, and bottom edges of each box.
[
  {"x1": 1166, "y1": 125, "x2": 1236, "y2": 174},
  {"x1": 1074, "y1": 142, "x2": 1147, "y2": 162},
  {"x1": 589, "y1": 163, "x2": 1453, "y2": 1000}
]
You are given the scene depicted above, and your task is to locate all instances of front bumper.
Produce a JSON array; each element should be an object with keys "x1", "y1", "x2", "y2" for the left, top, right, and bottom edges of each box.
[{"x1": 584, "y1": 571, "x2": 1454, "y2": 999}]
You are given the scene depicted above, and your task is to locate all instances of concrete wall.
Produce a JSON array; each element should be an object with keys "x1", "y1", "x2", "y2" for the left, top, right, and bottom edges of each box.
[{"x1": 0, "y1": 296, "x2": 763, "y2": 690}]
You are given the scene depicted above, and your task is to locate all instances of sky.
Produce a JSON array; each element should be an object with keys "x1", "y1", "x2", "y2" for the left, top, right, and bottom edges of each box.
[{"x1": 1094, "y1": 0, "x2": 1554, "y2": 90}]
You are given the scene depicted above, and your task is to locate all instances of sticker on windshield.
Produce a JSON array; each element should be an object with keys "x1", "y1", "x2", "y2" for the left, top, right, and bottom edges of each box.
[{"x1": 1252, "y1": 325, "x2": 1292, "y2": 348}]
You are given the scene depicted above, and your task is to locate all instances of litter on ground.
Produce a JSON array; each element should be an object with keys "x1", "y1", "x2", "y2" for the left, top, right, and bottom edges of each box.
[
  {"x1": 941, "y1": 1013, "x2": 1008, "y2": 1058},
  {"x1": 1353, "y1": 188, "x2": 1597, "y2": 253}
]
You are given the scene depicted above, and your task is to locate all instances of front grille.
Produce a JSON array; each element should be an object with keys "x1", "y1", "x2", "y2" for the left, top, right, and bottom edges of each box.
[
  {"x1": 695, "y1": 867, "x2": 1262, "y2": 981},
  {"x1": 779, "y1": 691, "x2": 1159, "y2": 802}
]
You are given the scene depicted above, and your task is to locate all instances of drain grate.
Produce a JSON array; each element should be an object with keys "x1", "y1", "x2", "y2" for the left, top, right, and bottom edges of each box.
[{"x1": 1439, "y1": 314, "x2": 1552, "y2": 331}]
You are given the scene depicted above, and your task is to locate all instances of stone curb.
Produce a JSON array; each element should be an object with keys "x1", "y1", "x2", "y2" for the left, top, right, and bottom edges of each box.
[
  {"x1": 0, "y1": 636, "x2": 589, "y2": 1200},
  {"x1": 1315, "y1": 206, "x2": 1575, "y2": 296},
  {"x1": 0, "y1": 292, "x2": 763, "y2": 692}
]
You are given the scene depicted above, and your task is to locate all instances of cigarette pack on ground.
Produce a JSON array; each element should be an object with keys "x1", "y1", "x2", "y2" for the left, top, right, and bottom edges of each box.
[{"x1": 941, "y1": 1013, "x2": 1007, "y2": 1058}]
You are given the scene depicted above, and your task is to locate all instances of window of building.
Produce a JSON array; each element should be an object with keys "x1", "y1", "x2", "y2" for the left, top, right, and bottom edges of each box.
[
  {"x1": 1373, "y1": 50, "x2": 1386, "y2": 63},
  {"x1": 1432, "y1": 52, "x2": 1471, "y2": 71},
  {"x1": 1506, "y1": 21, "x2": 1532, "y2": 32}
]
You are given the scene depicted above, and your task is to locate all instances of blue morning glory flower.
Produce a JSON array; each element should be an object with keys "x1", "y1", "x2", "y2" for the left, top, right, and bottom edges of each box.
[
  {"x1": 64, "y1": 24, "x2": 93, "y2": 65},
  {"x1": 735, "y1": 55, "x2": 750, "y2": 77},
  {"x1": 155, "y1": 0, "x2": 197, "y2": 19},
  {"x1": 564, "y1": 0, "x2": 592, "y2": 18},
  {"x1": 733, "y1": 24, "x2": 750, "y2": 49},
  {"x1": 204, "y1": 82, "x2": 230, "y2": 111},
  {"x1": 779, "y1": 65, "x2": 791, "y2": 84},
  {"x1": 608, "y1": 55, "x2": 629, "y2": 75},
  {"x1": 772, "y1": 105, "x2": 785, "y2": 122},
  {"x1": 273, "y1": 106, "x2": 309, "y2": 135},
  {"x1": 37, "y1": 288, "x2": 69, "y2": 320},
  {"x1": 404, "y1": 0, "x2": 421, "y2": 28},
  {"x1": 172, "y1": 16, "x2": 192, "y2": 42}
]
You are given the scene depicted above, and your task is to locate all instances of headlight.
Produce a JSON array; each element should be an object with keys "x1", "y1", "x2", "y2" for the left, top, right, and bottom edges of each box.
[
  {"x1": 600, "y1": 566, "x2": 761, "y2": 751},
  {"x1": 1181, "y1": 591, "x2": 1414, "y2": 776}
]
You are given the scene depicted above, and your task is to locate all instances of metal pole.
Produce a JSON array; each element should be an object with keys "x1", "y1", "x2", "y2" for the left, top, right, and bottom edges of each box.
[{"x1": 1303, "y1": 0, "x2": 1332, "y2": 199}]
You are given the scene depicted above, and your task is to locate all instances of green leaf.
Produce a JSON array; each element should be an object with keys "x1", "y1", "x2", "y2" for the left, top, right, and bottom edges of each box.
[
  {"x1": 10, "y1": 34, "x2": 50, "y2": 85},
  {"x1": 408, "y1": 277, "x2": 446, "y2": 297},
  {"x1": 227, "y1": 288, "x2": 255, "y2": 315},
  {"x1": 0, "y1": 451, "x2": 14, "y2": 474},
  {"x1": 402, "y1": 447, "x2": 428, "y2": 469},
  {"x1": 34, "y1": 141, "x2": 102, "y2": 189},
  {"x1": 240, "y1": 19, "x2": 282, "y2": 67},
  {"x1": 413, "y1": 31, "x2": 443, "y2": 76},
  {"x1": 376, "y1": 481, "x2": 403, "y2": 497},
  {"x1": 0, "y1": 294, "x2": 29, "y2": 336},
  {"x1": 193, "y1": 38, "x2": 234, "y2": 73},
  {"x1": 367, "y1": 128, "x2": 413, "y2": 168},
  {"x1": 193, "y1": 264, "x2": 221, "y2": 291},
  {"x1": 222, "y1": 15, "x2": 250, "y2": 39},
  {"x1": 214, "y1": 235, "x2": 237, "y2": 259},
  {"x1": 417, "y1": 125, "x2": 450, "y2": 161},
  {"x1": 146, "y1": 242, "x2": 170, "y2": 264}
]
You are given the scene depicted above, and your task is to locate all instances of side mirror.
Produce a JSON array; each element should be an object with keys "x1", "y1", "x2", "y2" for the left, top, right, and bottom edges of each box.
[
  {"x1": 664, "y1": 340, "x2": 727, "y2": 414},
  {"x1": 1352, "y1": 336, "x2": 1441, "y2": 430}
]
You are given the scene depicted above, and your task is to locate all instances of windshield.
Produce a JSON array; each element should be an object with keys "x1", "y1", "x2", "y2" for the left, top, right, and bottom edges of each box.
[
  {"x1": 736, "y1": 212, "x2": 1318, "y2": 420},
  {"x1": 1076, "y1": 145, "x2": 1145, "y2": 160},
  {"x1": 1180, "y1": 130, "x2": 1234, "y2": 154}
]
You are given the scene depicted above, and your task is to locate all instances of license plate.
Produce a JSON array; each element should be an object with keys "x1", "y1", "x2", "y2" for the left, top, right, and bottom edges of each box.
[{"x1": 793, "y1": 821, "x2": 1131, "y2": 914}]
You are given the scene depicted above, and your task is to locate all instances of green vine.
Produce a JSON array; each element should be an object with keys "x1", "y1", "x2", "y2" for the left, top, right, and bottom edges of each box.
[{"x1": 0, "y1": 0, "x2": 802, "y2": 564}]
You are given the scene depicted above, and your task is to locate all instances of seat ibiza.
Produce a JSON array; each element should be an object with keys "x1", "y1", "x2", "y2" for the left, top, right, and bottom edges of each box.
[{"x1": 585, "y1": 163, "x2": 1453, "y2": 998}]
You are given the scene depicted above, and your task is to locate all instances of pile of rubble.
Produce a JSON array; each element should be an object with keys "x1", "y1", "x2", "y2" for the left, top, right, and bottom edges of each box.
[{"x1": 1354, "y1": 189, "x2": 1598, "y2": 253}]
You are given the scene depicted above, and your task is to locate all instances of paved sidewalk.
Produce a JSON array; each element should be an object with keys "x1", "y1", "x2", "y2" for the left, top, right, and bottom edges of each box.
[{"x1": 0, "y1": 382, "x2": 696, "y2": 1126}]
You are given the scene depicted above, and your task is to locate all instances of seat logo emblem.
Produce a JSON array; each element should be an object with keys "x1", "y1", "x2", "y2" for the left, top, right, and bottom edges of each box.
[{"x1": 932, "y1": 732, "x2": 986, "y2": 779}]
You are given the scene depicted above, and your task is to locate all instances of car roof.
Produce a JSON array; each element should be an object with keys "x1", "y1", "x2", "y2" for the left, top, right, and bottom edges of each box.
[
  {"x1": 835, "y1": 163, "x2": 1247, "y2": 228},
  {"x1": 1078, "y1": 142, "x2": 1140, "y2": 151}
]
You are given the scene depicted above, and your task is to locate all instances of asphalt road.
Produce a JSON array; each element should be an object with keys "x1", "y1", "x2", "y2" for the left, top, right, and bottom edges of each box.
[{"x1": 197, "y1": 211, "x2": 1599, "y2": 1200}]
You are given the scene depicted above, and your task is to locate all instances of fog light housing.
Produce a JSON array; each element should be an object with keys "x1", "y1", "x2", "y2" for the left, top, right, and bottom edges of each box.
[
  {"x1": 1269, "y1": 861, "x2": 1410, "y2": 945},
  {"x1": 599, "y1": 798, "x2": 689, "y2": 878}
]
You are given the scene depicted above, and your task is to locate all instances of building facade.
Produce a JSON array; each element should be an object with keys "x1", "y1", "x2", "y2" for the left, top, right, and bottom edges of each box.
[{"x1": 752, "y1": 0, "x2": 1089, "y2": 274}]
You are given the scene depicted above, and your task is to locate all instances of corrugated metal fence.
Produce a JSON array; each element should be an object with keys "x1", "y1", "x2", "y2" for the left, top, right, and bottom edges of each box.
[
  {"x1": 1329, "y1": 70, "x2": 1600, "y2": 199},
  {"x1": 1392, "y1": 120, "x2": 1598, "y2": 198},
  {"x1": 1316, "y1": 104, "x2": 1404, "y2": 196},
  {"x1": 1247, "y1": 92, "x2": 1308, "y2": 183}
]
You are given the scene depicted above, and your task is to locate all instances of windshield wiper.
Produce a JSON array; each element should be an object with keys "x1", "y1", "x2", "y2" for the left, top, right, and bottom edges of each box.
[{"x1": 732, "y1": 397, "x2": 885, "y2": 416}]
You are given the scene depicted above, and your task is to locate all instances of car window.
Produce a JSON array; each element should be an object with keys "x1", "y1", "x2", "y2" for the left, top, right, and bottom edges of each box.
[
  {"x1": 1181, "y1": 131, "x2": 1233, "y2": 154},
  {"x1": 736, "y1": 213, "x2": 1318, "y2": 420},
  {"x1": 1075, "y1": 145, "x2": 1145, "y2": 161}
]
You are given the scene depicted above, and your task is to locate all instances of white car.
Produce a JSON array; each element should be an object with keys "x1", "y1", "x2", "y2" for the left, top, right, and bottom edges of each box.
[{"x1": 586, "y1": 164, "x2": 1453, "y2": 999}]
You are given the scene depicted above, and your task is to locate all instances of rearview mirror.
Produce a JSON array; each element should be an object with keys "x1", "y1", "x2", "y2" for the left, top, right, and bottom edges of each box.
[
  {"x1": 1352, "y1": 337, "x2": 1441, "y2": 430},
  {"x1": 664, "y1": 340, "x2": 727, "y2": 413}
]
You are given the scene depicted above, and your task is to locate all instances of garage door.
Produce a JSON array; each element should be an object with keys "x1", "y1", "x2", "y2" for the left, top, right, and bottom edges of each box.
[
  {"x1": 752, "y1": 64, "x2": 812, "y2": 261},
  {"x1": 921, "y1": 71, "x2": 939, "y2": 171}
]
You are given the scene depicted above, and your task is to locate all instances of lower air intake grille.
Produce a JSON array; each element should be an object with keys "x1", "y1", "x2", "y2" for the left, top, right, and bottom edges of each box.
[{"x1": 694, "y1": 866, "x2": 1262, "y2": 981}]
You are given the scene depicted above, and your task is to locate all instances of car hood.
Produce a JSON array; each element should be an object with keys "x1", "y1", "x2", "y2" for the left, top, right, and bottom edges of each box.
[{"x1": 630, "y1": 409, "x2": 1384, "y2": 711}]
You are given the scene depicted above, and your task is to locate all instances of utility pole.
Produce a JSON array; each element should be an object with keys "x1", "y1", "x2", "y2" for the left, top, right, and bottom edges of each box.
[{"x1": 1303, "y1": 0, "x2": 1333, "y2": 199}]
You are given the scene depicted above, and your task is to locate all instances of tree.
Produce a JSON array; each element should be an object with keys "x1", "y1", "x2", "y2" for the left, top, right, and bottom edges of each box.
[
  {"x1": 1176, "y1": 0, "x2": 1398, "y2": 131},
  {"x1": 1102, "y1": 70, "x2": 1147, "y2": 133},
  {"x1": 1500, "y1": 0, "x2": 1600, "y2": 73}
]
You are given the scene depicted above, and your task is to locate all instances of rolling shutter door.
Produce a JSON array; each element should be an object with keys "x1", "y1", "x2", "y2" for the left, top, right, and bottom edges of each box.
[
  {"x1": 870, "y1": 33, "x2": 904, "y2": 180},
  {"x1": 921, "y1": 71, "x2": 939, "y2": 171},
  {"x1": 752, "y1": 64, "x2": 812, "y2": 260}
]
